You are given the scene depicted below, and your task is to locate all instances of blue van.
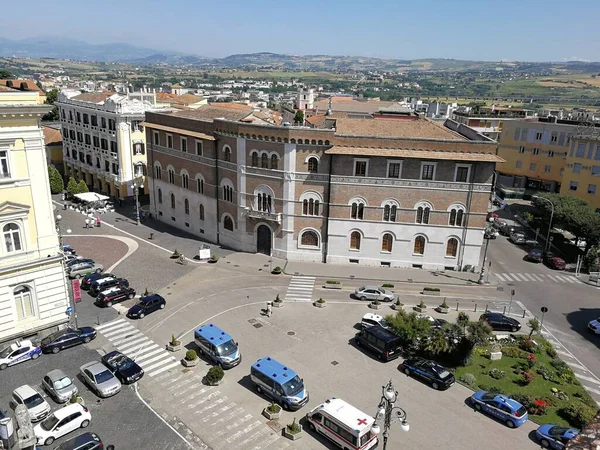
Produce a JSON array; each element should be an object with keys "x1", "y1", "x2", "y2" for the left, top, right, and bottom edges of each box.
[
  {"x1": 250, "y1": 357, "x2": 309, "y2": 410},
  {"x1": 194, "y1": 324, "x2": 241, "y2": 369}
]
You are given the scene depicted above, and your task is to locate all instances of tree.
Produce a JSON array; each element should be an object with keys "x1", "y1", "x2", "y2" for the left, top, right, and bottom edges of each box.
[
  {"x1": 77, "y1": 180, "x2": 89, "y2": 194},
  {"x1": 386, "y1": 310, "x2": 432, "y2": 352},
  {"x1": 293, "y1": 110, "x2": 304, "y2": 124},
  {"x1": 457, "y1": 312, "x2": 470, "y2": 332},
  {"x1": 66, "y1": 177, "x2": 78, "y2": 198},
  {"x1": 0, "y1": 69, "x2": 13, "y2": 79},
  {"x1": 47, "y1": 165, "x2": 64, "y2": 194},
  {"x1": 466, "y1": 320, "x2": 493, "y2": 345},
  {"x1": 423, "y1": 327, "x2": 450, "y2": 355},
  {"x1": 42, "y1": 89, "x2": 59, "y2": 121},
  {"x1": 527, "y1": 318, "x2": 541, "y2": 338}
]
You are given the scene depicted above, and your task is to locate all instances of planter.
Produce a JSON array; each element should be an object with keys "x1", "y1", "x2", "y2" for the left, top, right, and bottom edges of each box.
[
  {"x1": 166, "y1": 342, "x2": 181, "y2": 352},
  {"x1": 413, "y1": 306, "x2": 425, "y2": 313},
  {"x1": 421, "y1": 290, "x2": 440, "y2": 296},
  {"x1": 272, "y1": 301, "x2": 284, "y2": 308},
  {"x1": 262, "y1": 406, "x2": 282, "y2": 420},
  {"x1": 490, "y1": 351, "x2": 502, "y2": 361},
  {"x1": 283, "y1": 424, "x2": 303, "y2": 441},
  {"x1": 208, "y1": 258, "x2": 218, "y2": 264},
  {"x1": 205, "y1": 377, "x2": 223, "y2": 386},
  {"x1": 271, "y1": 270, "x2": 282, "y2": 275},
  {"x1": 314, "y1": 301, "x2": 326, "y2": 308},
  {"x1": 65, "y1": 397, "x2": 85, "y2": 407},
  {"x1": 437, "y1": 306, "x2": 449, "y2": 314},
  {"x1": 368, "y1": 302, "x2": 382, "y2": 310},
  {"x1": 182, "y1": 357, "x2": 199, "y2": 367},
  {"x1": 323, "y1": 283, "x2": 342, "y2": 290},
  {"x1": 391, "y1": 303, "x2": 404, "y2": 311}
]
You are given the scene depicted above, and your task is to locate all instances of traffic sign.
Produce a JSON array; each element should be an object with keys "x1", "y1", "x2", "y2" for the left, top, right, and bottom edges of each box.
[
  {"x1": 541, "y1": 306, "x2": 548, "y2": 313},
  {"x1": 66, "y1": 306, "x2": 73, "y2": 316}
]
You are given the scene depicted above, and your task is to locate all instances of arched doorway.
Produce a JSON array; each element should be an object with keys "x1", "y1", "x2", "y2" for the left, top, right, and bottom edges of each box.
[{"x1": 256, "y1": 225, "x2": 272, "y2": 255}]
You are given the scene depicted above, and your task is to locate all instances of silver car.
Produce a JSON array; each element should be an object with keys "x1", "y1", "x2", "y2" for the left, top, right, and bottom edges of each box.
[
  {"x1": 79, "y1": 361, "x2": 122, "y2": 398},
  {"x1": 67, "y1": 262, "x2": 104, "y2": 280},
  {"x1": 354, "y1": 286, "x2": 396, "y2": 302},
  {"x1": 42, "y1": 369, "x2": 79, "y2": 403}
]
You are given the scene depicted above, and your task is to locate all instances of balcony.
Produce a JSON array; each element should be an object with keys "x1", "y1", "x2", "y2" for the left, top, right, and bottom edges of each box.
[{"x1": 244, "y1": 207, "x2": 281, "y2": 224}]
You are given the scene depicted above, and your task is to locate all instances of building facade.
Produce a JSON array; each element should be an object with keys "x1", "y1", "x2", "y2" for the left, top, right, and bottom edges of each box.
[
  {"x1": 0, "y1": 85, "x2": 70, "y2": 343},
  {"x1": 144, "y1": 106, "x2": 499, "y2": 270},
  {"x1": 452, "y1": 106, "x2": 535, "y2": 140},
  {"x1": 57, "y1": 90, "x2": 162, "y2": 199},
  {"x1": 560, "y1": 129, "x2": 600, "y2": 211}
]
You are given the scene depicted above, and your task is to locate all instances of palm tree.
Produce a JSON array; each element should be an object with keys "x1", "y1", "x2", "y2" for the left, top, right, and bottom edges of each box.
[
  {"x1": 457, "y1": 312, "x2": 470, "y2": 332},
  {"x1": 423, "y1": 328, "x2": 449, "y2": 355},
  {"x1": 466, "y1": 321, "x2": 493, "y2": 345},
  {"x1": 443, "y1": 323, "x2": 464, "y2": 349}
]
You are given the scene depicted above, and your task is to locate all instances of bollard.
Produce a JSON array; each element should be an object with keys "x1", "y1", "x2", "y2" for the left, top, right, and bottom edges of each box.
[
  {"x1": 474, "y1": 304, "x2": 477, "y2": 312},
  {"x1": 96, "y1": 315, "x2": 100, "y2": 326},
  {"x1": 149, "y1": 233, "x2": 154, "y2": 240},
  {"x1": 503, "y1": 306, "x2": 506, "y2": 314},
  {"x1": 522, "y1": 310, "x2": 526, "y2": 318},
  {"x1": 485, "y1": 304, "x2": 489, "y2": 312},
  {"x1": 456, "y1": 303, "x2": 459, "y2": 311}
]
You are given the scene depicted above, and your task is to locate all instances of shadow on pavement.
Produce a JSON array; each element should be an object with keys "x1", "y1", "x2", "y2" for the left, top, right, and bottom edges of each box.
[
  {"x1": 566, "y1": 308, "x2": 600, "y2": 351},
  {"x1": 527, "y1": 430, "x2": 541, "y2": 446}
]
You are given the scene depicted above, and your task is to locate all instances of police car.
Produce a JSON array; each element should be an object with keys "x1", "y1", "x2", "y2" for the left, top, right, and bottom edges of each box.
[
  {"x1": 470, "y1": 391, "x2": 528, "y2": 428},
  {"x1": 0, "y1": 340, "x2": 42, "y2": 370}
]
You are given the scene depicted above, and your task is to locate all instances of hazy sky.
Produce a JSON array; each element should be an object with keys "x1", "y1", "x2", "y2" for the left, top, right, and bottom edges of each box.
[{"x1": 3, "y1": 0, "x2": 599, "y2": 61}]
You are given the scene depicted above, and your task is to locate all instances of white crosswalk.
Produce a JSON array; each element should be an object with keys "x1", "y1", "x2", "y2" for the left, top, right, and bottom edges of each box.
[
  {"x1": 494, "y1": 272, "x2": 581, "y2": 284},
  {"x1": 284, "y1": 276, "x2": 315, "y2": 302},
  {"x1": 96, "y1": 319, "x2": 180, "y2": 377},
  {"x1": 152, "y1": 372, "x2": 290, "y2": 450}
]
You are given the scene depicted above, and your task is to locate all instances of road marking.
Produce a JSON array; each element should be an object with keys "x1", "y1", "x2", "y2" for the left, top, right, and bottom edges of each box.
[
  {"x1": 584, "y1": 385, "x2": 600, "y2": 396},
  {"x1": 530, "y1": 274, "x2": 544, "y2": 281},
  {"x1": 133, "y1": 347, "x2": 164, "y2": 363},
  {"x1": 508, "y1": 273, "x2": 521, "y2": 281},
  {"x1": 202, "y1": 402, "x2": 238, "y2": 422},
  {"x1": 234, "y1": 428, "x2": 272, "y2": 449},
  {"x1": 147, "y1": 360, "x2": 181, "y2": 377},
  {"x1": 116, "y1": 336, "x2": 150, "y2": 352},
  {"x1": 107, "y1": 329, "x2": 142, "y2": 342},
  {"x1": 144, "y1": 357, "x2": 177, "y2": 373},
  {"x1": 100, "y1": 323, "x2": 135, "y2": 337},
  {"x1": 566, "y1": 361, "x2": 591, "y2": 373},
  {"x1": 131, "y1": 343, "x2": 160, "y2": 358},
  {"x1": 251, "y1": 432, "x2": 284, "y2": 450},
  {"x1": 194, "y1": 397, "x2": 226, "y2": 414},
  {"x1": 546, "y1": 275, "x2": 559, "y2": 282},
  {"x1": 210, "y1": 407, "x2": 245, "y2": 427},
  {"x1": 226, "y1": 421, "x2": 263, "y2": 443},
  {"x1": 494, "y1": 273, "x2": 507, "y2": 281},
  {"x1": 136, "y1": 352, "x2": 172, "y2": 367},
  {"x1": 215, "y1": 414, "x2": 253, "y2": 436},
  {"x1": 576, "y1": 374, "x2": 600, "y2": 386},
  {"x1": 290, "y1": 276, "x2": 316, "y2": 280},
  {"x1": 97, "y1": 320, "x2": 130, "y2": 333},
  {"x1": 563, "y1": 277, "x2": 576, "y2": 283},
  {"x1": 522, "y1": 273, "x2": 536, "y2": 281}
]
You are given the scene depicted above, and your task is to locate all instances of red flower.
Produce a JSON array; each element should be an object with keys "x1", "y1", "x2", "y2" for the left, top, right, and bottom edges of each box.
[{"x1": 527, "y1": 353, "x2": 536, "y2": 361}]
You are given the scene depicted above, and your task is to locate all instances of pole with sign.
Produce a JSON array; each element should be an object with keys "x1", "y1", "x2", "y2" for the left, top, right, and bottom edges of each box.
[
  {"x1": 71, "y1": 280, "x2": 80, "y2": 328},
  {"x1": 540, "y1": 306, "x2": 548, "y2": 328},
  {"x1": 508, "y1": 289, "x2": 515, "y2": 317}
]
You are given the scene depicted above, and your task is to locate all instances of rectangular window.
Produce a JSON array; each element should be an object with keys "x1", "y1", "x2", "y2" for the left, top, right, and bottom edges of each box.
[
  {"x1": 167, "y1": 134, "x2": 173, "y2": 149},
  {"x1": 85, "y1": 134, "x2": 91, "y2": 145},
  {"x1": 110, "y1": 141, "x2": 117, "y2": 153},
  {"x1": 387, "y1": 162, "x2": 401, "y2": 178},
  {"x1": 593, "y1": 165, "x2": 600, "y2": 176},
  {"x1": 516, "y1": 161, "x2": 522, "y2": 168},
  {"x1": 548, "y1": 151, "x2": 554, "y2": 157},
  {"x1": 573, "y1": 163, "x2": 582, "y2": 174},
  {"x1": 529, "y1": 163, "x2": 537, "y2": 171},
  {"x1": 513, "y1": 127, "x2": 521, "y2": 141},
  {"x1": 558, "y1": 132, "x2": 565, "y2": 146},
  {"x1": 181, "y1": 137, "x2": 187, "y2": 153},
  {"x1": 93, "y1": 136, "x2": 99, "y2": 147},
  {"x1": 421, "y1": 163, "x2": 436, "y2": 180},
  {"x1": 83, "y1": 113, "x2": 89, "y2": 125},
  {"x1": 455, "y1": 165, "x2": 470, "y2": 182},
  {"x1": 535, "y1": 131, "x2": 543, "y2": 140},
  {"x1": 153, "y1": 131, "x2": 159, "y2": 145},
  {"x1": 101, "y1": 139, "x2": 108, "y2": 150},
  {"x1": 588, "y1": 143, "x2": 595, "y2": 159},
  {"x1": 0, "y1": 150, "x2": 10, "y2": 178},
  {"x1": 576, "y1": 143, "x2": 586, "y2": 158},
  {"x1": 518, "y1": 146, "x2": 525, "y2": 154},
  {"x1": 551, "y1": 133, "x2": 558, "y2": 143},
  {"x1": 532, "y1": 148, "x2": 540, "y2": 155},
  {"x1": 91, "y1": 115, "x2": 97, "y2": 126},
  {"x1": 76, "y1": 112, "x2": 81, "y2": 122},
  {"x1": 196, "y1": 140, "x2": 203, "y2": 156},
  {"x1": 595, "y1": 146, "x2": 600, "y2": 161},
  {"x1": 354, "y1": 159, "x2": 368, "y2": 177},
  {"x1": 101, "y1": 117, "x2": 106, "y2": 128},
  {"x1": 520, "y1": 129, "x2": 528, "y2": 141},
  {"x1": 589, "y1": 184, "x2": 597, "y2": 195},
  {"x1": 544, "y1": 165, "x2": 551, "y2": 173},
  {"x1": 570, "y1": 181, "x2": 578, "y2": 191}
]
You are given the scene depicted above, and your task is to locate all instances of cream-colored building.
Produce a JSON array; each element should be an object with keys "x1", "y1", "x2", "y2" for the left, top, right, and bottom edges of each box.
[{"x1": 0, "y1": 84, "x2": 70, "y2": 343}]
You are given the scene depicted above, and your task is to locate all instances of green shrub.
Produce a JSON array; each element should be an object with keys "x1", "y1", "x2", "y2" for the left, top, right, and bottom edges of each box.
[
  {"x1": 488, "y1": 368, "x2": 505, "y2": 380},
  {"x1": 143, "y1": 288, "x2": 152, "y2": 296},
  {"x1": 267, "y1": 402, "x2": 281, "y2": 413},
  {"x1": 274, "y1": 294, "x2": 282, "y2": 303},
  {"x1": 423, "y1": 287, "x2": 440, "y2": 292},
  {"x1": 478, "y1": 382, "x2": 504, "y2": 394},
  {"x1": 440, "y1": 299, "x2": 449, "y2": 309},
  {"x1": 536, "y1": 365, "x2": 556, "y2": 382},
  {"x1": 574, "y1": 391, "x2": 599, "y2": 409},
  {"x1": 550, "y1": 358, "x2": 569, "y2": 372},
  {"x1": 185, "y1": 350, "x2": 197, "y2": 361},
  {"x1": 512, "y1": 394, "x2": 534, "y2": 410},
  {"x1": 459, "y1": 373, "x2": 476, "y2": 386},
  {"x1": 502, "y1": 346, "x2": 529, "y2": 359},
  {"x1": 170, "y1": 334, "x2": 180, "y2": 346},
  {"x1": 545, "y1": 346, "x2": 557, "y2": 358},
  {"x1": 273, "y1": 266, "x2": 282, "y2": 272},
  {"x1": 287, "y1": 418, "x2": 301, "y2": 434},
  {"x1": 172, "y1": 249, "x2": 180, "y2": 258},
  {"x1": 206, "y1": 365, "x2": 224, "y2": 384},
  {"x1": 559, "y1": 402, "x2": 599, "y2": 429},
  {"x1": 518, "y1": 338, "x2": 536, "y2": 353},
  {"x1": 326, "y1": 280, "x2": 340, "y2": 284},
  {"x1": 316, "y1": 298, "x2": 326, "y2": 304},
  {"x1": 373, "y1": 300, "x2": 381, "y2": 305},
  {"x1": 48, "y1": 165, "x2": 64, "y2": 194},
  {"x1": 382, "y1": 283, "x2": 394, "y2": 288},
  {"x1": 418, "y1": 299, "x2": 427, "y2": 309}
]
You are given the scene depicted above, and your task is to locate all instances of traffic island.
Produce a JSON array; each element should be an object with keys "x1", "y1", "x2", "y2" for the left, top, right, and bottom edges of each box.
[{"x1": 322, "y1": 280, "x2": 342, "y2": 289}]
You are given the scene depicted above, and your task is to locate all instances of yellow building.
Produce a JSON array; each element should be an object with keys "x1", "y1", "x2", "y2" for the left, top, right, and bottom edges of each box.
[
  {"x1": 560, "y1": 132, "x2": 600, "y2": 211},
  {"x1": 43, "y1": 125, "x2": 64, "y2": 176},
  {"x1": 0, "y1": 83, "x2": 70, "y2": 343}
]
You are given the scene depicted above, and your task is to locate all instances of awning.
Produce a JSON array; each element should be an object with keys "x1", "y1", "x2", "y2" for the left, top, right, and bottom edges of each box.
[
  {"x1": 140, "y1": 122, "x2": 215, "y2": 141},
  {"x1": 74, "y1": 192, "x2": 110, "y2": 203}
]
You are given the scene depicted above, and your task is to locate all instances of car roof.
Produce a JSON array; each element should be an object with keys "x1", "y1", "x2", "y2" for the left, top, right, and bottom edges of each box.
[
  {"x1": 141, "y1": 294, "x2": 162, "y2": 303},
  {"x1": 362, "y1": 313, "x2": 384, "y2": 322},
  {"x1": 46, "y1": 369, "x2": 69, "y2": 380},
  {"x1": 57, "y1": 432, "x2": 101, "y2": 449},
  {"x1": 82, "y1": 361, "x2": 110, "y2": 376},
  {"x1": 252, "y1": 357, "x2": 298, "y2": 380},
  {"x1": 14, "y1": 384, "x2": 38, "y2": 398},
  {"x1": 364, "y1": 325, "x2": 399, "y2": 342},
  {"x1": 3, "y1": 340, "x2": 35, "y2": 352},
  {"x1": 195, "y1": 323, "x2": 233, "y2": 343},
  {"x1": 360, "y1": 286, "x2": 380, "y2": 290},
  {"x1": 100, "y1": 286, "x2": 121, "y2": 295},
  {"x1": 52, "y1": 403, "x2": 85, "y2": 420}
]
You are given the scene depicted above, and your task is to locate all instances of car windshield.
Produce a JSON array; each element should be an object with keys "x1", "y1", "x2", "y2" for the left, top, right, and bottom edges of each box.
[
  {"x1": 40, "y1": 414, "x2": 59, "y2": 431},
  {"x1": 281, "y1": 375, "x2": 304, "y2": 396},
  {"x1": 24, "y1": 394, "x2": 45, "y2": 408},
  {"x1": 216, "y1": 339, "x2": 238, "y2": 356},
  {"x1": 515, "y1": 406, "x2": 527, "y2": 417},
  {"x1": 549, "y1": 426, "x2": 569, "y2": 436},
  {"x1": 95, "y1": 370, "x2": 114, "y2": 384},
  {"x1": 135, "y1": 301, "x2": 147, "y2": 308},
  {"x1": 0, "y1": 346, "x2": 11, "y2": 358},
  {"x1": 431, "y1": 365, "x2": 451, "y2": 379},
  {"x1": 53, "y1": 376, "x2": 73, "y2": 390},
  {"x1": 378, "y1": 318, "x2": 389, "y2": 328},
  {"x1": 118, "y1": 359, "x2": 135, "y2": 370}
]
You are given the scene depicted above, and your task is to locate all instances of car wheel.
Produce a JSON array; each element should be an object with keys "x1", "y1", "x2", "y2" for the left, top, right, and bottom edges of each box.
[
  {"x1": 106, "y1": 301, "x2": 113, "y2": 307},
  {"x1": 95, "y1": 268, "x2": 102, "y2": 273},
  {"x1": 540, "y1": 439, "x2": 550, "y2": 448},
  {"x1": 404, "y1": 368, "x2": 411, "y2": 376},
  {"x1": 45, "y1": 437, "x2": 55, "y2": 446},
  {"x1": 139, "y1": 313, "x2": 145, "y2": 318},
  {"x1": 256, "y1": 385, "x2": 262, "y2": 394},
  {"x1": 308, "y1": 422, "x2": 316, "y2": 431},
  {"x1": 360, "y1": 296, "x2": 367, "y2": 301},
  {"x1": 282, "y1": 402, "x2": 290, "y2": 411},
  {"x1": 0, "y1": 363, "x2": 7, "y2": 370},
  {"x1": 511, "y1": 326, "x2": 518, "y2": 333},
  {"x1": 474, "y1": 403, "x2": 482, "y2": 412},
  {"x1": 506, "y1": 419, "x2": 515, "y2": 428},
  {"x1": 81, "y1": 419, "x2": 90, "y2": 428},
  {"x1": 160, "y1": 303, "x2": 165, "y2": 309},
  {"x1": 31, "y1": 352, "x2": 39, "y2": 360},
  {"x1": 355, "y1": 338, "x2": 361, "y2": 347},
  {"x1": 128, "y1": 293, "x2": 134, "y2": 299},
  {"x1": 75, "y1": 274, "x2": 81, "y2": 279},
  {"x1": 52, "y1": 347, "x2": 60, "y2": 354},
  {"x1": 83, "y1": 337, "x2": 91, "y2": 344},
  {"x1": 432, "y1": 382, "x2": 439, "y2": 390}
]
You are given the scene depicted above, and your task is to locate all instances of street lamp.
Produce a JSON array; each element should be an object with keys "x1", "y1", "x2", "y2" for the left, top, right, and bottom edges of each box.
[
  {"x1": 532, "y1": 195, "x2": 555, "y2": 251},
  {"x1": 477, "y1": 217, "x2": 496, "y2": 285},
  {"x1": 55, "y1": 214, "x2": 72, "y2": 250},
  {"x1": 131, "y1": 176, "x2": 144, "y2": 225},
  {"x1": 372, "y1": 380, "x2": 409, "y2": 450}
]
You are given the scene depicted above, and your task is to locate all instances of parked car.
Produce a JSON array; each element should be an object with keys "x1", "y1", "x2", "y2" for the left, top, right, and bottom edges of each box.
[
  {"x1": 587, "y1": 317, "x2": 600, "y2": 334},
  {"x1": 360, "y1": 313, "x2": 390, "y2": 330},
  {"x1": 34, "y1": 403, "x2": 91, "y2": 446},
  {"x1": 492, "y1": 220, "x2": 507, "y2": 231},
  {"x1": 400, "y1": 358, "x2": 455, "y2": 390},
  {"x1": 416, "y1": 313, "x2": 448, "y2": 329},
  {"x1": 499, "y1": 223, "x2": 522, "y2": 236},
  {"x1": 62, "y1": 244, "x2": 77, "y2": 255},
  {"x1": 64, "y1": 254, "x2": 84, "y2": 264},
  {"x1": 543, "y1": 252, "x2": 566, "y2": 270},
  {"x1": 127, "y1": 294, "x2": 166, "y2": 319},
  {"x1": 354, "y1": 286, "x2": 396, "y2": 302},
  {"x1": 67, "y1": 262, "x2": 104, "y2": 280},
  {"x1": 53, "y1": 432, "x2": 105, "y2": 450},
  {"x1": 479, "y1": 312, "x2": 521, "y2": 332},
  {"x1": 535, "y1": 424, "x2": 579, "y2": 449},
  {"x1": 354, "y1": 326, "x2": 402, "y2": 361},
  {"x1": 484, "y1": 229, "x2": 498, "y2": 239},
  {"x1": 101, "y1": 351, "x2": 144, "y2": 384},
  {"x1": 524, "y1": 248, "x2": 543, "y2": 263},
  {"x1": 10, "y1": 384, "x2": 51, "y2": 422},
  {"x1": 94, "y1": 286, "x2": 136, "y2": 307},
  {"x1": 42, "y1": 369, "x2": 79, "y2": 403},
  {"x1": 0, "y1": 339, "x2": 41, "y2": 370},
  {"x1": 79, "y1": 361, "x2": 122, "y2": 398},
  {"x1": 66, "y1": 258, "x2": 94, "y2": 268},
  {"x1": 81, "y1": 272, "x2": 114, "y2": 290},
  {"x1": 41, "y1": 327, "x2": 97, "y2": 354},
  {"x1": 89, "y1": 277, "x2": 129, "y2": 297},
  {"x1": 470, "y1": 391, "x2": 528, "y2": 428}
]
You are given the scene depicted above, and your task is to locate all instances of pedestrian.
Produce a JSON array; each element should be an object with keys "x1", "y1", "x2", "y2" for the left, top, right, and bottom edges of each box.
[
  {"x1": 84, "y1": 218, "x2": 90, "y2": 229},
  {"x1": 266, "y1": 302, "x2": 272, "y2": 318},
  {"x1": 96, "y1": 216, "x2": 101, "y2": 228},
  {"x1": 118, "y1": 198, "x2": 123, "y2": 207}
]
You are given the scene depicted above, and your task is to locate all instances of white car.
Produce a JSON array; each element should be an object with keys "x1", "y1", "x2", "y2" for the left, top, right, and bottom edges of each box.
[
  {"x1": 0, "y1": 339, "x2": 41, "y2": 370},
  {"x1": 10, "y1": 385, "x2": 51, "y2": 422},
  {"x1": 588, "y1": 318, "x2": 600, "y2": 334},
  {"x1": 361, "y1": 313, "x2": 389, "y2": 330},
  {"x1": 34, "y1": 403, "x2": 91, "y2": 446}
]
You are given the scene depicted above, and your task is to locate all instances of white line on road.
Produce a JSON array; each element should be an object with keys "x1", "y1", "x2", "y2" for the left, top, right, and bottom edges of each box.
[
  {"x1": 530, "y1": 274, "x2": 544, "y2": 281},
  {"x1": 575, "y1": 374, "x2": 600, "y2": 386},
  {"x1": 133, "y1": 347, "x2": 164, "y2": 363},
  {"x1": 136, "y1": 352, "x2": 172, "y2": 368},
  {"x1": 148, "y1": 360, "x2": 182, "y2": 377},
  {"x1": 522, "y1": 274, "x2": 536, "y2": 281},
  {"x1": 546, "y1": 274, "x2": 559, "y2": 282},
  {"x1": 566, "y1": 361, "x2": 591, "y2": 373},
  {"x1": 98, "y1": 321, "x2": 131, "y2": 334},
  {"x1": 584, "y1": 385, "x2": 600, "y2": 396},
  {"x1": 95, "y1": 319, "x2": 126, "y2": 331},
  {"x1": 494, "y1": 273, "x2": 507, "y2": 281},
  {"x1": 144, "y1": 357, "x2": 177, "y2": 372}
]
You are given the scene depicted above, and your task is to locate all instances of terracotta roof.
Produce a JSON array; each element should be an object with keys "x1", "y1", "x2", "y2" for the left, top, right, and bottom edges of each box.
[
  {"x1": 306, "y1": 112, "x2": 349, "y2": 128},
  {"x1": 325, "y1": 145, "x2": 503, "y2": 162},
  {"x1": 0, "y1": 79, "x2": 44, "y2": 93},
  {"x1": 71, "y1": 91, "x2": 115, "y2": 104},
  {"x1": 42, "y1": 126, "x2": 62, "y2": 146},
  {"x1": 208, "y1": 102, "x2": 253, "y2": 111},
  {"x1": 171, "y1": 105, "x2": 253, "y2": 122},
  {"x1": 313, "y1": 97, "x2": 404, "y2": 114},
  {"x1": 0, "y1": 85, "x2": 17, "y2": 92},
  {"x1": 156, "y1": 92, "x2": 178, "y2": 102},
  {"x1": 177, "y1": 94, "x2": 203, "y2": 104},
  {"x1": 334, "y1": 118, "x2": 465, "y2": 141},
  {"x1": 140, "y1": 122, "x2": 214, "y2": 141}
]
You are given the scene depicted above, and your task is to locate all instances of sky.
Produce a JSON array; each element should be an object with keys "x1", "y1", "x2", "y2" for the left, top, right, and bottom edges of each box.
[{"x1": 3, "y1": 0, "x2": 599, "y2": 62}]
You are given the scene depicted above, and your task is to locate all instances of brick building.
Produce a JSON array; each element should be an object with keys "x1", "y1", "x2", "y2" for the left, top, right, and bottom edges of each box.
[{"x1": 143, "y1": 105, "x2": 499, "y2": 270}]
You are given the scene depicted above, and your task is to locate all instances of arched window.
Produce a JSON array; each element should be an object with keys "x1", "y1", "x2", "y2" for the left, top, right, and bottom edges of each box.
[
  {"x1": 300, "y1": 230, "x2": 319, "y2": 247},
  {"x1": 257, "y1": 193, "x2": 272, "y2": 212},
  {"x1": 170, "y1": 193, "x2": 176, "y2": 209},
  {"x1": 168, "y1": 168, "x2": 175, "y2": 184},
  {"x1": 261, "y1": 153, "x2": 269, "y2": 168},
  {"x1": 381, "y1": 233, "x2": 393, "y2": 252},
  {"x1": 197, "y1": 177, "x2": 204, "y2": 194},
  {"x1": 157, "y1": 188, "x2": 163, "y2": 204},
  {"x1": 221, "y1": 179, "x2": 234, "y2": 203},
  {"x1": 199, "y1": 204, "x2": 205, "y2": 221},
  {"x1": 154, "y1": 164, "x2": 162, "y2": 180},
  {"x1": 223, "y1": 215, "x2": 234, "y2": 231},
  {"x1": 449, "y1": 207, "x2": 465, "y2": 227},
  {"x1": 350, "y1": 231, "x2": 361, "y2": 250},
  {"x1": 414, "y1": 236, "x2": 425, "y2": 255},
  {"x1": 302, "y1": 199, "x2": 320, "y2": 216},
  {"x1": 3, "y1": 223, "x2": 22, "y2": 253},
  {"x1": 271, "y1": 154, "x2": 278, "y2": 170},
  {"x1": 383, "y1": 204, "x2": 398, "y2": 222},
  {"x1": 184, "y1": 198, "x2": 189, "y2": 215},
  {"x1": 224, "y1": 147, "x2": 232, "y2": 162},
  {"x1": 416, "y1": 205, "x2": 431, "y2": 224},
  {"x1": 13, "y1": 285, "x2": 34, "y2": 320},
  {"x1": 351, "y1": 202, "x2": 365, "y2": 220},
  {"x1": 251, "y1": 152, "x2": 258, "y2": 167},
  {"x1": 446, "y1": 238, "x2": 458, "y2": 257},
  {"x1": 182, "y1": 173, "x2": 189, "y2": 189},
  {"x1": 307, "y1": 157, "x2": 318, "y2": 173}
]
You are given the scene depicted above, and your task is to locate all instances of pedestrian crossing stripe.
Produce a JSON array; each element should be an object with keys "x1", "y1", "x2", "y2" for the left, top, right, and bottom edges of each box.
[
  {"x1": 284, "y1": 276, "x2": 315, "y2": 302},
  {"x1": 495, "y1": 273, "x2": 582, "y2": 283}
]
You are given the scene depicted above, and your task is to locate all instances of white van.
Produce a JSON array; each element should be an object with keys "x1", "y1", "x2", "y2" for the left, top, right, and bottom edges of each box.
[{"x1": 306, "y1": 398, "x2": 378, "y2": 450}]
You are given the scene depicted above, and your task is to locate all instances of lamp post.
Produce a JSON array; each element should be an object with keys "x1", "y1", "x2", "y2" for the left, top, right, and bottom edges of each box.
[
  {"x1": 532, "y1": 195, "x2": 555, "y2": 251},
  {"x1": 55, "y1": 214, "x2": 72, "y2": 250},
  {"x1": 371, "y1": 380, "x2": 409, "y2": 450},
  {"x1": 132, "y1": 176, "x2": 144, "y2": 225},
  {"x1": 477, "y1": 217, "x2": 495, "y2": 285}
]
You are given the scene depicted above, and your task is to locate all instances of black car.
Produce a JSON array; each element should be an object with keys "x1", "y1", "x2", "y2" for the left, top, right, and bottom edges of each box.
[
  {"x1": 41, "y1": 327, "x2": 97, "y2": 354},
  {"x1": 499, "y1": 224, "x2": 522, "y2": 236},
  {"x1": 127, "y1": 294, "x2": 166, "y2": 319},
  {"x1": 101, "y1": 350, "x2": 144, "y2": 384},
  {"x1": 89, "y1": 277, "x2": 129, "y2": 296},
  {"x1": 354, "y1": 326, "x2": 402, "y2": 361},
  {"x1": 400, "y1": 358, "x2": 455, "y2": 390},
  {"x1": 94, "y1": 287, "x2": 136, "y2": 307},
  {"x1": 54, "y1": 432, "x2": 105, "y2": 450},
  {"x1": 524, "y1": 248, "x2": 543, "y2": 263},
  {"x1": 479, "y1": 312, "x2": 521, "y2": 332},
  {"x1": 81, "y1": 272, "x2": 114, "y2": 290}
]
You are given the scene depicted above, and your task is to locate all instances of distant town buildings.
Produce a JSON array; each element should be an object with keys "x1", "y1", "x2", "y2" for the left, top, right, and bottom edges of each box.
[{"x1": 451, "y1": 105, "x2": 536, "y2": 140}]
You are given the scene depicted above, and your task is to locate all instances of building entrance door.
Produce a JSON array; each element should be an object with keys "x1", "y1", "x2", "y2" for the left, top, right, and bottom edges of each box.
[{"x1": 256, "y1": 225, "x2": 272, "y2": 255}]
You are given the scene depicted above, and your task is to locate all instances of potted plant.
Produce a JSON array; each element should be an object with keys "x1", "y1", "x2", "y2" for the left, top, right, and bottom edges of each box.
[
  {"x1": 262, "y1": 402, "x2": 282, "y2": 420},
  {"x1": 171, "y1": 249, "x2": 180, "y2": 259},
  {"x1": 283, "y1": 418, "x2": 303, "y2": 441},
  {"x1": 65, "y1": 393, "x2": 85, "y2": 407},
  {"x1": 183, "y1": 349, "x2": 199, "y2": 367},
  {"x1": 421, "y1": 286, "x2": 440, "y2": 296},
  {"x1": 414, "y1": 299, "x2": 427, "y2": 313},
  {"x1": 314, "y1": 298, "x2": 326, "y2": 308},
  {"x1": 323, "y1": 280, "x2": 342, "y2": 289},
  {"x1": 391, "y1": 299, "x2": 404, "y2": 311},
  {"x1": 143, "y1": 288, "x2": 152, "y2": 297},
  {"x1": 205, "y1": 365, "x2": 224, "y2": 386},
  {"x1": 167, "y1": 334, "x2": 181, "y2": 352},
  {"x1": 208, "y1": 255, "x2": 218, "y2": 264},
  {"x1": 437, "y1": 298, "x2": 450, "y2": 314},
  {"x1": 369, "y1": 299, "x2": 382, "y2": 310},
  {"x1": 271, "y1": 266, "x2": 282, "y2": 275},
  {"x1": 272, "y1": 294, "x2": 284, "y2": 308}
]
